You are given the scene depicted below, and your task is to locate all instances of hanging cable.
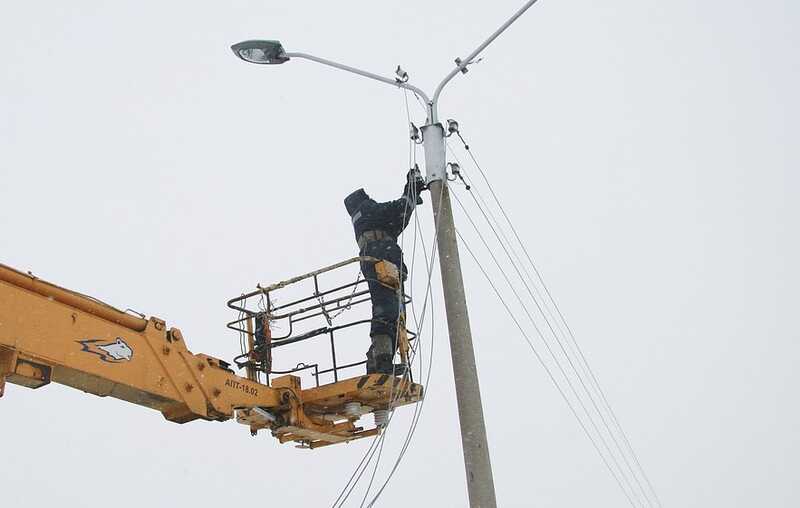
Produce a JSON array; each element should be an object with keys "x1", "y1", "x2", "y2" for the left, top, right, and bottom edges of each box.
[
  {"x1": 452, "y1": 132, "x2": 662, "y2": 507},
  {"x1": 358, "y1": 165, "x2": 444, "y2": 507},
  {"x1": 365, "y1": 189, "x2": 442, "y2": 507},
  {"x1": 447, "y1": 149, "x2": 652, "y2": 507},
  {"x1": 367, "y1": 87, "x2": 441, "y2": 475},
  {"x1": 356, "y1": 92, "x2": 425, "y2": 503},
  {"x1": 361, "y1": 114, "x2": 445, "y2": 506},
  {"x1": 359, "y1": 424, "x2": 391, "y2": 507},
  {"x1": 445, "y1": 142, "x2": 567, "y2": 342},
  {"x1": 334, "y1": 90, "x2": 438, "y2": 507},
  {"x1": 453, "y1": 225, "x2": 638, "y2": 508},
  {"x1": 331, "y1": 435, "x2": 383, "y2": 508},
  {"x1": 448, "y1": 186, "x2": 645, "y2": 506},
  {"x1": 447, "y1": 134, "x2": 648, "y2": 504}
]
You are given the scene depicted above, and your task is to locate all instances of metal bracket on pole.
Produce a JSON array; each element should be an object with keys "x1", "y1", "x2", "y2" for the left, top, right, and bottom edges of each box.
[{"x1": 422, "y1": 123, "x2": 446, "y2": 183}]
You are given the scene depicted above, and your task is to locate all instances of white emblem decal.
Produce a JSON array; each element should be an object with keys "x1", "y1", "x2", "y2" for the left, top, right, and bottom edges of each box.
[{"x1": 77, "y1": 337, "x2": 134, "y2": 363}]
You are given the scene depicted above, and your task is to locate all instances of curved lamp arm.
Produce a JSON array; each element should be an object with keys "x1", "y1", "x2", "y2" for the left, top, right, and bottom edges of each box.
[
  {"x1": 430, "y1": 0, "x2": 540, "y2": 122},
  {"x1": 285, "y1": 52, "x2": 431, "y2": 106}
]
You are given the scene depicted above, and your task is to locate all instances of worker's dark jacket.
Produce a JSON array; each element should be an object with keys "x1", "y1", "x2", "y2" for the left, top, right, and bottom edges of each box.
[{"x1": 344, "y1": 186, "x2": 417, "y2": 347}]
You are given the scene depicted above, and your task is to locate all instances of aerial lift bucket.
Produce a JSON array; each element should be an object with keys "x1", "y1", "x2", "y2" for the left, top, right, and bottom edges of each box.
[{"x1": 226, "y1": 256, "x2": 423, "y2": 448}]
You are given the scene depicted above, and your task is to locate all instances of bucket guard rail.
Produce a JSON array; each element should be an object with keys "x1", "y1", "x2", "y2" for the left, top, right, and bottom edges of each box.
[{"x1": 226, "y1": 256, "x2": 415, "y2": 387}]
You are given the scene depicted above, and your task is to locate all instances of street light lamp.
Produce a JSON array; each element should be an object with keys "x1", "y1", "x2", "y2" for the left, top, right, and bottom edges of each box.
[
  {"x1": 230, "y1": 3, "x2": 539, "y2": 507},
  {"x1": 231, "y1": 40, "x2": 290, "y2": 64},
  {"x1": 231, "y1": 39, "x2": 432, "y2": 108}
]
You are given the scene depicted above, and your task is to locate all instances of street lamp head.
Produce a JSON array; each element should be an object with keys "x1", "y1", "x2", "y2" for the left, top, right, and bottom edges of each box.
[{"x1": 231, "y1": 40, "x2": 289, "y2": 65}]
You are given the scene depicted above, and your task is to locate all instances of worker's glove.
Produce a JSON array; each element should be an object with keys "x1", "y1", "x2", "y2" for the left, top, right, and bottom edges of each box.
[{"x1": 405, "y1": 167, "x2": 427, "y2": 205}]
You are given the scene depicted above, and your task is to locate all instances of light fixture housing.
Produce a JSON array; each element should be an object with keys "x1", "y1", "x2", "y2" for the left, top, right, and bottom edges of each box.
[{"x1": 231, "y1": 40, "x2": 289, "y2": 65}]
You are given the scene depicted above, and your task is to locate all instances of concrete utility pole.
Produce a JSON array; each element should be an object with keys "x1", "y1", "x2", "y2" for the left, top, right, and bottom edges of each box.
[
  {"x1": 231, "y1": 2, "x2": 539, "y2": 505},
  {"x1": 422, "y1": 121, "x2": 497, "y2": 507}
]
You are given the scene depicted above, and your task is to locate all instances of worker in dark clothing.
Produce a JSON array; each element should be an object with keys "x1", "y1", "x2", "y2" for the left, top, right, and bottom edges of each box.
[{"x1": 344, "y1": 168, "x2": 427, "y2": 375}]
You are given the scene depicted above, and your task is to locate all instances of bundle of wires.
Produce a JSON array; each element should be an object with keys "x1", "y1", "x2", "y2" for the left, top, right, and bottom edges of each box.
[
  {"x1": 330, "y1": 89, "x2": 441, "y2": 508},
  {"x1": 444, "y1": 130, "x2": 662, "y2": 507},
  {"x1": 332, "y1": 90, "x2": 663, "y2": 507}
]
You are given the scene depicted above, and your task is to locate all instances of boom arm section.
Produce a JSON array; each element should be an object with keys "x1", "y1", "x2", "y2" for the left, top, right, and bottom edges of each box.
[
  {"x1": 0, "y1": 263, "x2": 422, "y2": 448},
  {"x1": 0, "y1": 263, "x2": 280, "y2": 423}
]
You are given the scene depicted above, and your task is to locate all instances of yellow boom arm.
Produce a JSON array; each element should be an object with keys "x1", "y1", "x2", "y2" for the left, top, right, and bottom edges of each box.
[{"x1": 0, "y1": 263, "x2": 421, "y2": 448}]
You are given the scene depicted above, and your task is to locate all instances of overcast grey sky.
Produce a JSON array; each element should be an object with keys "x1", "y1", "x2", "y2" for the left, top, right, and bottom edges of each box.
[{"x1": 1, "y1": 1, "x2": 798, "y2": 506}]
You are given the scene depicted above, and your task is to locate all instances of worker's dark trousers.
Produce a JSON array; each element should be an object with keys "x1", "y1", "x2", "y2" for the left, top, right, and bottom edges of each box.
[{"x1": 360, "y1": 255, "x2": 404, "y2": 361}]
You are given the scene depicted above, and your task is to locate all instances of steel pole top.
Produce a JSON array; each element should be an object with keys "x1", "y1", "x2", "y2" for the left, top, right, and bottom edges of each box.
[{"x1": 231, "y1": 0, "x2": 540, "y2": 127}]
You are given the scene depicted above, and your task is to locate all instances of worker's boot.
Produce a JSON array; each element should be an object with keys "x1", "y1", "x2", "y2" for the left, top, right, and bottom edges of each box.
[
  {"x1": 374, "y1": 354, "x2": 407, "y2": 376},
  {"x1": 365, "y1": 344, "x2": 380, "y2": 374},
  {"x1": 366, "y1": 353, "x2": 378, "y2": 374},
  {"x1": 367, "y1": 354, "x2": 406, "y2": 375},
  {"x1": 366, "y1": 335, "x2": 406, "y2": 376}
]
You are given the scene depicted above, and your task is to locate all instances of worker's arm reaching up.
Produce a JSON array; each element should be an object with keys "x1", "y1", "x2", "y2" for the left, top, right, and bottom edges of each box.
[
  {"x1": 379, "y1": 168, "x2": 428, "y2": 234},
  {"x1": 403, "y1": 166, "x2": 428, "y2": 206},
  {"x1": 344, "y1": 169, "x2": 428, "y2": 241}
]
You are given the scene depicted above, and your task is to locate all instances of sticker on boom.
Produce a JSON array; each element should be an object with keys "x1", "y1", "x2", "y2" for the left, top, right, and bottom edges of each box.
[
  {"x1": 77, "y1": 338, "x2": 134, "y2": 363},
  {"x1": 225, "y1": 379, "x2": 259, "y2": 397}
]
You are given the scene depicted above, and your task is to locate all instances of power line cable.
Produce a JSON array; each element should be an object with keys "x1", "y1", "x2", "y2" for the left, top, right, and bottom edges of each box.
[
  {"x1": 446, "y1": 141, "x2": 572, "y2": 350},
  {"x1": 362, "y1": 165, "x2": 445, "y2": 506},
  {"x1": 446, "y1": 147, "x2": 653, "y2": 507},
  {"x1": 453, "y1": 133, "x2": 663, "y2": 507},
  {"x1": 362, "y1": 111, "x2": 444, "y2": 505},
  {"x1": 332, "y1": 93, "x2": 415, "y2": 508},
  {"x1": 331, "y1": 435, "x2": 384, "y2": 508},
  {"x1": 366, "y1": 199, "x2": 441, "y2": 507},
  {"x1": 453, "y1": 225, "x2": 638, "y2": 508},
  {"x1": 340, "y1": 92, "x2": 440, "y2": 507},
  {"x1": 449, "y1": 187, "x2": 644, "y2": 506}
]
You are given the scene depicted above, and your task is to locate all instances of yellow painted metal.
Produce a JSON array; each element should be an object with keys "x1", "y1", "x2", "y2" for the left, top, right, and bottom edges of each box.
[
  {"x1": 0, "y1": 263, "x2": 147, "y2": 331},
  {"x1": 244, "y1": 316, "x2": 256, "y2": 381},
  {"x1": 253, "y1": 373, "x2": 423, "y2": 448},
  {"x1": 0, "y1": 263, "x2": 423, "y2": 448},
  {"x1": 0, "y1": 346, "x2": 16, "y2": 398},
  {"x1": 0, "y1": 273, "x2": 281, "y2": 422},
  {"x1": 302, "y1": 373, "x2": 422, "y2": 410}
]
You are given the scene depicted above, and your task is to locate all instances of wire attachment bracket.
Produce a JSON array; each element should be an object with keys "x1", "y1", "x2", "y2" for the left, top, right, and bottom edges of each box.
[
  {"x1": 447, "y1": 162, "x2": 470, "y2": 190},
  {"x1": 409, "y1": 122, "x2": 423, "y2": 144},
  {"x1": 395, "y1": 65, "x2": 409, "y2": 83}
]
